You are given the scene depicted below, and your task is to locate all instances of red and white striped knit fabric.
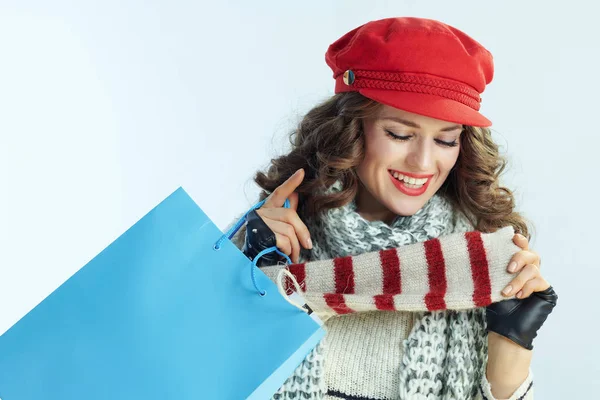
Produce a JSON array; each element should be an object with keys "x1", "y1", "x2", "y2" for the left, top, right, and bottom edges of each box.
[{"x1": 260, "y1": 225, "x2": 520, "y2": 320}]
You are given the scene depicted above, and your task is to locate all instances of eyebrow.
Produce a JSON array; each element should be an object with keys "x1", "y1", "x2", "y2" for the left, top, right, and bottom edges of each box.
[{"x1": 381, "y1": 117, "x2": 463, "y2": 132}]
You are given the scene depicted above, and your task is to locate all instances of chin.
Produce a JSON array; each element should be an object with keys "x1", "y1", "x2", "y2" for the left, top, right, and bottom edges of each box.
[
  {"x1": 387, "y1": 203, "x2": 423, "y2": 217},
  {"x1": 385, "y1": 192, "x2": 434, "y2": 217}
]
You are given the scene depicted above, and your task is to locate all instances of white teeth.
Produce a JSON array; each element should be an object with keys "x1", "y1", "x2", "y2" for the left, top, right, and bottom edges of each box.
[{"x1": 391, "y1": 171, "x2": 429, "y2": 186}]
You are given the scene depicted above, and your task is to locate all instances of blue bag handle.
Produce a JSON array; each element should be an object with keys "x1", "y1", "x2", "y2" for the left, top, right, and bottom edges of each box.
[{"x1": 214, "y1": 198, "x2": 293, "y2": 296}]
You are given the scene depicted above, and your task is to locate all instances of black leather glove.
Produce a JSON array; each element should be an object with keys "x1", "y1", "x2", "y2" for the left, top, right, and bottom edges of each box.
[
  {"x1": 242, "y1": 210, "x2": 285, "y2": 266},
  {"x1": 486, "y1": 286, "x2": 558, "y2": 350}
]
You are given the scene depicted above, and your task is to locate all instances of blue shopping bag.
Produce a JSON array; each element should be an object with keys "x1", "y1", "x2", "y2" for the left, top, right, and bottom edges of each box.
[{"x1": 0, "y1": 187, "x2": 325, "y2": 400}]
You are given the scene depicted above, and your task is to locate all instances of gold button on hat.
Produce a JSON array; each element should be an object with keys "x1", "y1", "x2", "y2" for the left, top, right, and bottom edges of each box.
[{"x1": 343, "y1": 69, "x2": 355, "y2": 85}]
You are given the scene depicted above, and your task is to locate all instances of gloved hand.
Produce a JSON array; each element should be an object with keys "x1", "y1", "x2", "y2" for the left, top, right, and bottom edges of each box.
[
  {"x1": 242, "y1": 168, "x2": 312, "y2": 266},
  {"x1": 242, "y1": 209, "x2": 285, "y2": 266},
  {"x1": 486, "y1": 286, "x2": 558, "y2": 350}
]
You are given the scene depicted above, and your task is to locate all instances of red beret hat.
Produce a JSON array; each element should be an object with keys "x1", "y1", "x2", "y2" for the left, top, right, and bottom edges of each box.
[{"x1": 325, "y1": 17, "x2": 494, "y2": 127}]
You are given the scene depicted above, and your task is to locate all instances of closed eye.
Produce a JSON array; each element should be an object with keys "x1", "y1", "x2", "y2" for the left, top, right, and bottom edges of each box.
[
  {"x1": 385, "y1": 130, "x2": 411, "y2": 141},
  {"x1": 385, "y1": 130, "x2": 458, "y2": 148},
  {"x1": 436, "y1": 139, "x2": 458, "y2": 147}
]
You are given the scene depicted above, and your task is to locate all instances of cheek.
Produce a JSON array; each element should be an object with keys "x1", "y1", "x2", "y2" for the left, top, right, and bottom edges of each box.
[
  {"x1": 438, "y1": 149, "x2": 460, "y2": 177},
  {"x1": 361, "y1": 132, "x2": 399, "y2": 169},
  {"x1": 357, "y1": 145, "x2": 396, "y2": 183},
  {"x1": 357, "y1": 134, "x2": 394, "y2": 186}
]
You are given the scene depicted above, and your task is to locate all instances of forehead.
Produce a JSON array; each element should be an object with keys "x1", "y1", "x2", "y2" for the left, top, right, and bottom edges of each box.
[{"x1": 376, "y1": 104, "x2": 462, "y2": 130}]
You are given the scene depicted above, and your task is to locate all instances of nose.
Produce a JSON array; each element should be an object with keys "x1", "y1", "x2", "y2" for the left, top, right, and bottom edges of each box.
[{"x1": 406, "y1": 138, "x2": 434, "y2": 172}]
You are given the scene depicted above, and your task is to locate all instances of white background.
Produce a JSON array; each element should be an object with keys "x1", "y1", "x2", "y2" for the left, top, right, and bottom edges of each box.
[{"x1": 1, "y1": 1, "x2": 598, "y2": 397}]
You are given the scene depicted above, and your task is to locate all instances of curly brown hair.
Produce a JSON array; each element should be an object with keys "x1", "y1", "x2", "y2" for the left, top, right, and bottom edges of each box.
[{"x1": 254, "y1": 92, "x2": 531, "y2": 238}]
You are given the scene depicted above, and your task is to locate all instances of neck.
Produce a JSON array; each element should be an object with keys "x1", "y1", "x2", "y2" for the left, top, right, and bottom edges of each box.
[{"x1": 355, "y1": 183, "x2": 397, "y2": 225}]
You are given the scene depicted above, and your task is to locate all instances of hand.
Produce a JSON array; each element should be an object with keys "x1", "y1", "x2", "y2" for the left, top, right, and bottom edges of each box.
[
  {"x1": 502, "y1": 233, "x2": 548, "y2": 299},
  {"x1": 486, "y1": 233, "x2": 558, "y2": 350},
  {"x1": 246, "y1": 168, "x2": 312, "y2": 264}
]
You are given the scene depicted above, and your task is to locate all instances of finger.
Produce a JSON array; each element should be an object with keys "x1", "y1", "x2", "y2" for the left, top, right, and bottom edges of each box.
[
  {"x1": 258, "y1": 207, "x2": 312, "y2": 249},
  {"x1": 512, "y1": 233, "x2": 529, "y2": 251},
  {"x1": 288, "y1": 191, "x2": 299, "y2": 211},
  {"x1": 273, "y1": 232, "x2": 291, "y2": 259},
  {"x1": 516, "y1": 277, "x2": 550, "y2": 299},
  {"x1": 507, "y1": 249, "x2": 540, "y2": 273},
  {"x1": 502, "y1": 263, "x2": 540, "y2": 297},
  {"x1": 264, "y1": 168, "x2": 305, "y2": 208},
  {"x1": 269, "y1": 220, "x2": 302, "y2": 264}
]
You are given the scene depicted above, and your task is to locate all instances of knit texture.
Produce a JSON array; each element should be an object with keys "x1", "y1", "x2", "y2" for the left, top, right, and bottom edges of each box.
[
  {"x1": 265, "y1": 187, "x2": 488, "y2": 399},
  {"x1": 228, "y1": 183, "x2": 534, "y2": 399},
  {"x1": 260, "y1": 225, "x2": 521, "y2": 320}
]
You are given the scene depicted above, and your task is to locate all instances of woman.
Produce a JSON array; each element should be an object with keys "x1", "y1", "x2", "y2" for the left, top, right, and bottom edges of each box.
[{"x1": 230, "y1": 17, "x2": 557, "y2": 400}]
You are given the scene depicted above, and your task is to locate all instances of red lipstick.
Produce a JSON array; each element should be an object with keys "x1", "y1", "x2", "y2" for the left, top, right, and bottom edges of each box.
[{"x1": 388, "y1": 170, "x2": 433, "y2": 197}]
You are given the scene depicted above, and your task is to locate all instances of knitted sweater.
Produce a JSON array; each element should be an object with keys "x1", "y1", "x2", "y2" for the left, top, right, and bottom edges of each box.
[
  {"x1": 229, "y1": 195, "x2": 534, "y2": 399},
  {"x1": 262, "y1": 226, "x2": 528, "y2": 319}
]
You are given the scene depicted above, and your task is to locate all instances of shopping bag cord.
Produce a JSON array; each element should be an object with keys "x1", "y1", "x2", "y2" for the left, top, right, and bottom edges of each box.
[
  {"x1": 252, "y1": 247, "x2": 292, "y2": 295},
  {"x1": 276, "y1": 268, "x2": 309, "y2": 312},
  {"x1": 214, "y1": 198, "x2": 291, "y2": 250},
  {"x1": 214, "y1": 197, "x2": 292, "y2": 296}
]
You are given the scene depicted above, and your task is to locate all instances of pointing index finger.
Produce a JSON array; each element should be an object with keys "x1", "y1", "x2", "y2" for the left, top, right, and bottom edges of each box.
[{"x1": 264, "y1": 168, "x2": 305, "y2": 208}]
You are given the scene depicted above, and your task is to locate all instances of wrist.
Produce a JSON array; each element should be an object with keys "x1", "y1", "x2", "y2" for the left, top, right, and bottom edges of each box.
[{"x1": 486, "y1": 332, "x2": 532, "y2": 398}]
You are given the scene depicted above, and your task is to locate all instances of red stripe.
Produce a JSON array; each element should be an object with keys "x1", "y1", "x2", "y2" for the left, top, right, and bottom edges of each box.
[
  {"x1": 285, "y1": 263, "x2": 306, "y2": 294},
  {"x1": 424, "y1": 239, "x2": 447, "y2": 310},
  {"x1": 324, "y1": 293, "x2": 353, "y2": 314},
  {"x1": 465, "y1": 231, "x2": 492, "y2": 307},
  {"x1": 334, "y1": 256, "x2": 355, "y2": 294},
  {"x1": 374, "y1": 294, "x2": 395, "y2": 310},
  {"x1": 379, "y1": 249, "x2": 401, "y2": 294}
]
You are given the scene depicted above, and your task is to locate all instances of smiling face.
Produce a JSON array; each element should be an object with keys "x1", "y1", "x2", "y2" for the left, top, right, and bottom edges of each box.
[{"x1": 355, "y1": 105, "x2": 463, "y2": 223}]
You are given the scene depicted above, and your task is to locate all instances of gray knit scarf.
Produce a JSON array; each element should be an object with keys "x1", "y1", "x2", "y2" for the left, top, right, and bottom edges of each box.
[{"x1": 274, "y1": 182, "x2": 488, "y2": 399}]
